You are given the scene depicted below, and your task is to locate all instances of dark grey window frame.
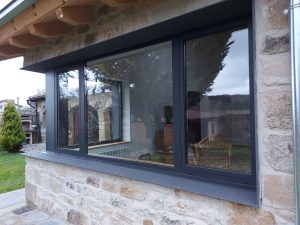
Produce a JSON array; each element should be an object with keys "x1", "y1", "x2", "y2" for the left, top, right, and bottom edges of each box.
[
  {"x1": 54, "y1": 20, "x2": 256, "y2": 193},
  {"x1": 24, "y1": 0, "x2": 258, "y2": 206}
]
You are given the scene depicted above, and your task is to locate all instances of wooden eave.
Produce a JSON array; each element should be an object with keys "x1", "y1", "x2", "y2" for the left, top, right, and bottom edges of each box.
[{"x1": 0, "y1": 0, "x2": 134, "y2": 61}]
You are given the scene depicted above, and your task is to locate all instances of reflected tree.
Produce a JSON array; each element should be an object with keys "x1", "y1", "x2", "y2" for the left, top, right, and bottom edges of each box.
[
  {"x1": 85, "y1": 45, "x2": 172, "y2": 136},
  {"x1": 186, "y1": 30, "x2": 233, "y2": 106},
  {"x1": 58, "y1": 70, "x2": 79, "y2": 148}
]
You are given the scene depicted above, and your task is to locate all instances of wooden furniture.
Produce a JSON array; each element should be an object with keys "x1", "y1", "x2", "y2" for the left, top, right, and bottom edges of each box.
[
  {"x1": 190, "y1": 136, "x2": 232, "y2": 168},
  {"x1": 155, "y1": 124, "x2": 173, "y2": 155}
]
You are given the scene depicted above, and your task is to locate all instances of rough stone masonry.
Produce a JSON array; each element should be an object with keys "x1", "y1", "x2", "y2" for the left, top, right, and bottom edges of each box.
[{"x1": 24, "y1": 0, "x2": 295, "y2": 224}]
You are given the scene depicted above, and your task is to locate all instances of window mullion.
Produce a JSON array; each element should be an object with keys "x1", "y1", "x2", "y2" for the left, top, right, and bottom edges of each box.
[
  {"x1": 172, "y1": 38, "x2": 184, "y2": 170},
  {"x1": 79, "y1": 63, "x2": 87, "y2": 156}
]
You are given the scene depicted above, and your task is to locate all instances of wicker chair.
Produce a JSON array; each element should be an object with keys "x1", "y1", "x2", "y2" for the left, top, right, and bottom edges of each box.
[{"x1": 191, "y1": 136, "x2": 232, "y2": 168}]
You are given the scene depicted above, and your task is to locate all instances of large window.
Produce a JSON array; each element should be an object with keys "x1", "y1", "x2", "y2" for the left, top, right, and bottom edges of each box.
[{"x1": 55, "y1": 23, "x2": 255, "y2": 188}]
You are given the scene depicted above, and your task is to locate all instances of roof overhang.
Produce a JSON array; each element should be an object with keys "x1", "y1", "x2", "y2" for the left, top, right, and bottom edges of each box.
[
  {"x1": 22, "y1": 0, "x2": 252, "y2": 73},
  {"x1": 0, "y1": 0, "x2": 252, "y2": 72}
]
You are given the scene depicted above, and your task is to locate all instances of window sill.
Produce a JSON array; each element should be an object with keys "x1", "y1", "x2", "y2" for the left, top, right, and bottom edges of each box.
[{"x1": 23, "y1": 151, "x2": 258, "y2": 207}]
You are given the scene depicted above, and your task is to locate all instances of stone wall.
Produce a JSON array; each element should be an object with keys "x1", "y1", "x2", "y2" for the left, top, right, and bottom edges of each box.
[
  {"x1": 255, "y1": 0, "x2": 294, "y2": 218},
  {"x1": 25, "y1": 0, "x2": 295, "y2": 224},
  {"x1": 25, "y1": 156, "x2": 290, "y2": 225}
]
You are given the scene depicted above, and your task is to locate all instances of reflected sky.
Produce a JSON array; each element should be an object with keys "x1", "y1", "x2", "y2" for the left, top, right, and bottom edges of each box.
[
  {"x1": 207, "y1": 29, "x2": 249, "y2": 96},
  {"x1": 59, "y1": 70, "x2": 79, "y2": 97}
]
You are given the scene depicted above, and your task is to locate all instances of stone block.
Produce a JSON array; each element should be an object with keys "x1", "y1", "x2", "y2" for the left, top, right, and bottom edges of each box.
[
  {"x1": 120, "y1": 184, "x2": 146, "y2": 201},
  {"x1": 135, "y1": 207, "x2": 156, "y2": 219},
  {"x1": 160, "y1": 215, "x2": 181, "y2": 225},
  {"x1": 149, "y1": 198, "x2": 164, "y2": 210},
  {"x1": 39, "y1": 198, "x2": 55, "y2": 216},
  {"x1": 262, "y1": 33, "x2": 289, "y2": 55},
  {"x1": 143, "y1": 219, "x2": 153, "y2": 225},
  {"x1": 263, "y1": 90, "x2": 292, "y2": 129},
  {"x1": 110, "y1": 196, "x2": 127, "y2": 208},
  {"x1": 86, "y1": 176, "x2": 100, "y2": 188},
  {"x1": 51, "y1": 164, "x2": 67, "y2": 177},
  {"x1": 25, "y1": 164, "x2": 34, "y2": 180},
  {"x1": 274, "y1": 209, "x2": 295, "y2": 224},
  {"x1": 263, "y1": 134, "x2": 293, "y2": 173},
  {"x1": 115, "y1": 211, "x2": 135, "y2": 224},
  {"x1": 47, "y1": 176, "x2": 63, "y2": 194},
  {"x1": 25, "y1": 182, "x2": 37, "y2": 205},
  {"x1": 67, "y1": 167, "x2": 87, "y2": 184},
  {"x1": 32, "y1": 168, "x2": 42, "y2": 185},
  {"x1": 75, "y1": 183, "x2": 89, "y2": 195},
  {"x1": 228, "y1": 203, "x2": 277, "y2": 225},
  {"x1": 67, "y1": 210, "x2": 87, "y2": 225},
  {"x1": 266, "y1": 0, "x2": 289, "y2": 30},
  {"x1": 53, "y1": 205, "x2": 69, "y2": 220},
  {"x1": 65, "y1": 181, "x2": 75, "y2": 190},
  {"x1": 109, "y1": 217, "x2": 128, "y2": 225},
  {"x1": 39, "y1": 160, "x2": 52, "y2": 171},
  {"x1": 58, "y1": 194, "x2": 75, "y2": 206},
  {"x1": 263, "y1": 76, "x2": 291, "y2": 87},
  {"x1": 102, "y1": 180, "x2": 119, "y2": 193},
  {"x1": 260, "y1": 52, "x2": 290, "y2": 87},
  {"x1": 263, "y1": 174, "x2": 294, "y2": 209},
  {"x1": 274, "y1": 209, "x2": 295, "y2": 225}
]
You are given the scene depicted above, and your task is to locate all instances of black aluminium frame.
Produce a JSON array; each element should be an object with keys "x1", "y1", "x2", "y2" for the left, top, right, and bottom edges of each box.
[{"x1": 52, "y1": 19, "x2": 256, "y2": 187}]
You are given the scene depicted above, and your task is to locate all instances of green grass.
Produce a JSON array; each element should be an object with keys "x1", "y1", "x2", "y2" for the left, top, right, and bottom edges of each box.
[
  {"x1": 231, "y1": 146, "x2": 251, "y2": 157},
  {"x1": 0, "y1": 150, "x2": 25, "y2": 194},
  {"x1": 230, "y1": 146, "x2": 251, "y2": 173}
]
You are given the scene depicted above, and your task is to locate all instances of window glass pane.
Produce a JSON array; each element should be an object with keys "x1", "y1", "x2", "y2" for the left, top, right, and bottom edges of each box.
[
  {"x1": 85, "y1": 42, "x2": 173, "y2": 166},
  {"x1": 186, "y1": 28, "x2": 251, "y2": 173},
  {"x1": 58, "y1": 69, "x2": 80, "y2": 150}
]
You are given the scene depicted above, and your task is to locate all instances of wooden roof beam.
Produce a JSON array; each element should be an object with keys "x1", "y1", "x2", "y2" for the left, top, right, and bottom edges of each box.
[
  {"x1": 0, "y1": 0, "x2": 72, "y2": 44},
  {"x1": 0, "y1": 56, "x2": 8, "y2": 61},
  {"x1": 98, "y1": 0, "x2": 134, "y2": 7},
  {"x1": 56, "y1": 6, "x2": 97, "y2": 26},
  {"x1": 0, "y1": 45, "x2": 25, "y2": 57},
  {"x1": 29, "y1": 21, "x2": 70, "y2": 38},
  {"x1": 9, "y1": 34, "x2": 45, "y2": 49}
]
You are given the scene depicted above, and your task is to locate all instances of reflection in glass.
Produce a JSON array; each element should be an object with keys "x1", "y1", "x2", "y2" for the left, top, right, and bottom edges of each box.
[
  {"x1": 186, "y1": 28, "x2": 251, "y2": 173},
  {"x1": 85, "y1": 42, "x2": 173, "y2": 165},
  {"x1": 58, "y1": 70, "x2": 80, "y2": 150},
  {"x1": 85, "y1": 78, "x2": 122, "y2": 145}
]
